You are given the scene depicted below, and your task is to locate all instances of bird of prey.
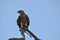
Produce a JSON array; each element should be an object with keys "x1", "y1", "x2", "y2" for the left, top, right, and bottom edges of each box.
[{"x1": 17, "y1": 10, "x2": 30, "y2": 38}]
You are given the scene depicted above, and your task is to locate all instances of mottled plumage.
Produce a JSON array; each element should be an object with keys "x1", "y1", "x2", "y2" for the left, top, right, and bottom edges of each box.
[
  {"x1": 17, "y1": 15, "x2": 30, "y2": 28},
  {"x1": 17, "y1": 10, "x2": 30, "y2": 38}
]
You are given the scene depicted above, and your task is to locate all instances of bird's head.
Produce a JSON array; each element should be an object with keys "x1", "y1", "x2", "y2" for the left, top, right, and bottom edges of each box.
[{"x1": 17, "y1": 10, "x2": 25, "y2": 15}]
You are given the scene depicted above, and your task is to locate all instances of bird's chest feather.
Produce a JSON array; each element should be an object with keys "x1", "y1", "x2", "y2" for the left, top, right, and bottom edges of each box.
[{"x1": 21, "y1": 15, "x2": 27, "y2": 24}]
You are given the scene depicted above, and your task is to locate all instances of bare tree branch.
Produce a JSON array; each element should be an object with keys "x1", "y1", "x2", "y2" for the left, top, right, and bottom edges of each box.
[
  {"x1": 8, "y1": 38, "x2": 25, "y2": 40},
  {"x1": 25, "y1": 28, "x2": 40, "y2": 40}
]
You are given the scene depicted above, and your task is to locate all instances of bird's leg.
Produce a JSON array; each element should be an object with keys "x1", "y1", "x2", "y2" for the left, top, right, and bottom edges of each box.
[
  {"x1": 20, "y1": 23, "x2": 23, "y2": 28},
  {"x1": 20, "y1": 27, "x2": 25, "y2": 39},
  {"x1": 21, "y1": 30, "x2": 25, "y2": 39},
  {"x1": 20, "y1": 23, "x2": 25, "y2": 39}
]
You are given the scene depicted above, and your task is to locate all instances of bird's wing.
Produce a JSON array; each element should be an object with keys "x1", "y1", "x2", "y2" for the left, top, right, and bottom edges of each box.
[{"x1": 26, "y1": 15, "x2": 30, "y2": 26}]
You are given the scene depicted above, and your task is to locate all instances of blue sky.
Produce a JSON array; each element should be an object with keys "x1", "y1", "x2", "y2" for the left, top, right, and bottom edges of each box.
[{"x1": 0, "y1": 0, "x2": 60, "y2": 40}]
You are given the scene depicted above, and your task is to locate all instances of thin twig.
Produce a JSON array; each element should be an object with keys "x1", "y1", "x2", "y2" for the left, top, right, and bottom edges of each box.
[{"x1": 25, "y1": 28, "x2": 40, "y2": 40}]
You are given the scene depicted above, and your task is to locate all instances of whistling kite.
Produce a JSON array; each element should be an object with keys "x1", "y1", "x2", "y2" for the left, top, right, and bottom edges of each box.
[{"x1": 17, "y1": 10, "x2": 30, "y2": 38}]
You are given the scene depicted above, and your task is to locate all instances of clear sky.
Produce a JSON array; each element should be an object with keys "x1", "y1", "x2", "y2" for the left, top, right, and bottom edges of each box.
[{"x1": 0, "y1": 0, "x2": 60, "y2": 40}]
